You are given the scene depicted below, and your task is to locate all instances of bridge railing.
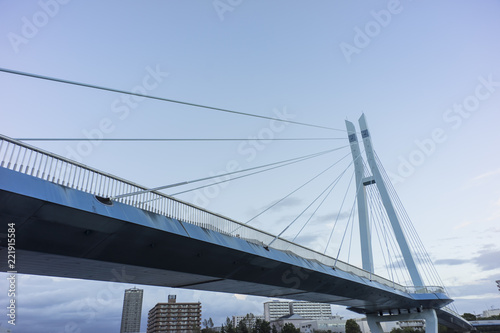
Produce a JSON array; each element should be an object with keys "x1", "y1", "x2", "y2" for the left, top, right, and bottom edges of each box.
[
  {"x1": 405, "y1": 286, "x2": 445, "y2": 294},
  {"x1": 0, "y1": 134, "x2": 417, "y2": 293}
]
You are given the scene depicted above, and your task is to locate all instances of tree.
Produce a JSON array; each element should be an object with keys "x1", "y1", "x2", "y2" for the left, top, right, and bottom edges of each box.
[
  {"x1": 281, "y1": 323, "x2": 300, "y2": 333},
  {"x1": 244, "y1": 313, "x2": 256, "y2": 331},
  {"x1": 225, "y1": 317, "x2": 236, "y2": 333},
  {"x1": 253, "y1": 318, "x2": 271, "y2": 333},
  {"x1": 462, "y1": 313, "x2": 477, "y2": 321},
  {"x1": 390, "y1": 328, "x2": 423, "y2": 333},
  {"x1": 271, "y1": 324, "x2": 278, "y2": 333},
  {"x1": 237, "y1": 318, "x2": 249, "y2": 333},
  {"x1": 203, "y1": 317, "x2": 214, "y2": 329},
  {"x1": 202, "y1": 318, "x2": 215, "y2": 333},
  {"x1": 345, "y1": 319, "x2": 362, "y2": 333}
]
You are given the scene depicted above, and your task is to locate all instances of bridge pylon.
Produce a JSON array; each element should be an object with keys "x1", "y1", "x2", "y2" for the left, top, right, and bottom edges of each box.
[
  {"x1": 345, "y1": 114, "x2": 424, "y2": 287},
  {"x1": 357, "y1": 114, "x2": 424, "y2": 288},
  {"x1": 345, "y1": 119, "x2": 374, "y2": 273},
  {"x1": 346, "y1": 114, "x2": 438, "y2": 332}
]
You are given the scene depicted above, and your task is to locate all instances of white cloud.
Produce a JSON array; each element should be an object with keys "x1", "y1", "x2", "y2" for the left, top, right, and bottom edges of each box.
[
  {"x1": 472, "y1": 168, "x2": 500, "y2": 182},
  {"x1": 234, "y1": 294, "x2": 248, "y2": 300},
  {"x1": 454, "y1": 293, "x2": 500, "y2": 300},
  {"x1": 453, "y1": 220, "x2": 473, "y2": 230}
]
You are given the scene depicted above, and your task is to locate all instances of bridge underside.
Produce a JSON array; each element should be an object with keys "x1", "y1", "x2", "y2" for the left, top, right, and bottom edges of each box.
[{"x1": 0, "y1": 167, "x2": 461, "y2": 323}]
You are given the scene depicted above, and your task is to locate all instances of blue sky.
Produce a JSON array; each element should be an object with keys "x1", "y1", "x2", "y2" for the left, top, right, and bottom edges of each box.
[{"x1": 1, "y1": 0, "x2": 500, "y2": 332}]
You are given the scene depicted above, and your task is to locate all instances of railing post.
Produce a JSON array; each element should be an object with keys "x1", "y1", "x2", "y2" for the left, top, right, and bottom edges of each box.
[
  {"x1": 30, "y1": 152, "x2": 38, "y2": 176},
  {"x1": 1, "y1": 142, "x2": 11, "y2": 168},
  {"x1": 7, "y1": 144, "x2": 16, "y2": 169},
  {"x1": 19, "y1": 147, "x2": 27, "y2": 172},
  {"x1": 52, "y1": 159, "x2": 59, "y2": 182},
  {"x1": 0, "y1": 140, "x2": 5, "y2": 167},
  {"x1": 25, "y1": 149, "x2": 34, "y2": 174}
]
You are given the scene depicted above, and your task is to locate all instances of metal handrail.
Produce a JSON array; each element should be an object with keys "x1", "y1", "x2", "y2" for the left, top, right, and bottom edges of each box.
[
  {"x1": 0, "y1": 133, "x2": 431, "y2": 294},
  {"x1": 404, "y1": 286, "x2": 446, "y2": 294}
]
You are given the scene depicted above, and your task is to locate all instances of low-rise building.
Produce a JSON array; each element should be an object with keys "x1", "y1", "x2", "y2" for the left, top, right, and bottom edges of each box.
[
  {"x1": 299, "y1": 316, "x2": 346, "y2": 333},
  {"x1": 481, "y1": 308, "x2": 500, "y2": 318},
  {"x1": 271, "y1": 314, "x2": 309, "y2": 332},
  {"x1": 232, "y1": 314, "x2": 265, "y2": 328}
]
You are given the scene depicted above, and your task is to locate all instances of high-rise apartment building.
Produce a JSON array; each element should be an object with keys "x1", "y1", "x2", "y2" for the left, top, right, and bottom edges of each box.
[
  {"x1": 264, "y1": 301, "x2": 291, "y2": 322},
  {"x1": 264, "y1": 301, "x2": 332, "y2": 321},
  {"x1": 120, "y1": 287, "x2": 144, "y2": 333},
  {"x1": 147, "y1": 295, "x2": 202, "y2": 333}
]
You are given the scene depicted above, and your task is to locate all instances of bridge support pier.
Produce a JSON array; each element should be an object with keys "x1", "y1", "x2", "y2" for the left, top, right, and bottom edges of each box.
[{"x1": 366, "y1": 309, "x2": 438, "y2": 333}]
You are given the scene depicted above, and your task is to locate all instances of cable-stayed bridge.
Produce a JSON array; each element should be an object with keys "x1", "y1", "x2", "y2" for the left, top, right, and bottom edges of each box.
[{"x1": 0, "y1": 115, "x2": 472, "y2": 333}]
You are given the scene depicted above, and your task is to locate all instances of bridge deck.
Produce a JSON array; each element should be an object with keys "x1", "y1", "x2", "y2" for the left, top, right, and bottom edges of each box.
[
  {"x1": 1, "y1": 167, "x2": 451, "y2": 313},
  {"x1": 0, "y1": 134, "x2": 472, "y2": 331}
]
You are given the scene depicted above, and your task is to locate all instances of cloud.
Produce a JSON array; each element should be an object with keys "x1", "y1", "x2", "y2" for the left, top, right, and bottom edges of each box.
[
  {"x1": 453, "y1": 221, "x2": 473, "y2": 230},
  {"x1": 434, "y1": 259, "x2": 468, "y2": 266},
  {"x1": 463, "y1": 168, "x2": 500, "y2": 190},
  {"x1": 384, "y1": 252, "x2": 433, "y2": 270},
  {"x1": 293, "y1": 234, "x2": 323, "y2": 248},
  {"x1": 0, "y1": 272, "x2": 277, "y2": 333},
  {"x1": 447, "y1": 274, "x2": 500, "y2": 300},
  {"x1": 311, "y1": 211, "x2": 351, "y2": 224},
  {"x1": 473, "y1": 248, "x2": 500, "y2": 271},
  {"x1": 0, "y1": 273, "x2": 127, "y2": 333},
  {"x1": 234, "y1": 294, "x2": 248, "y2": 300},
  {"x1": 453, "y1": 293, "x2": 500, "y2": 300},
  {"x1": 472, "y1": 168, "x2": 500, "y2": 182},
  {"x1": 485, "y1": 227, "x2": 500, "y2": 233},
  {"x1": 487, "y1": 211, "x2": 500, "y2": 222},
  {"x1": 432, "y1": 246, "x2": 500, "y2": 272},
  {"x1": 267, "y1": 197, "x2": 304, "y2": 212}
]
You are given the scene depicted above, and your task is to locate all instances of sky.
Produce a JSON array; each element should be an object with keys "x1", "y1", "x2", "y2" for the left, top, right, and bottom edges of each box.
[{"x1": 0, "y1": 0, "x2": 500, "y2": 332}]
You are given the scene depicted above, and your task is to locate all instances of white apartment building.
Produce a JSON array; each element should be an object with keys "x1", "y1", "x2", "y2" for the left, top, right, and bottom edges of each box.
[
  {"x1": 264, "y1": 301, "x2": 292, "y2": 321},
  {"x1": 290, "y1": 302, "x2": 333, "y2": 320},
  {"x1": 264, "y1": 301, "x2": 332, "y2": 321}
]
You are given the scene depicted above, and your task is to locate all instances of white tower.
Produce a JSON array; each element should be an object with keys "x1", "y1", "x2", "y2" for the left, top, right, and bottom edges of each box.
[{"x1": 345, "y1": 114, "x2": 437, "y2": 333}]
